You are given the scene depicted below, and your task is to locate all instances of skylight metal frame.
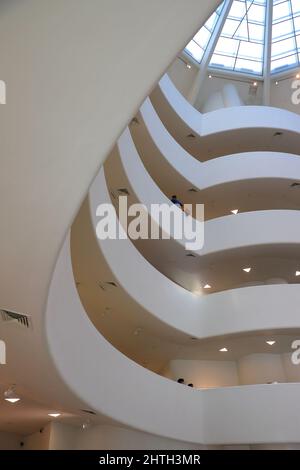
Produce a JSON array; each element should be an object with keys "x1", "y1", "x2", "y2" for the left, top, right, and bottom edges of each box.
[
  {"x1": 271, "y1": 0, "x2": 300, "y2": 74},
  {"x1": 209, "y1": 0, "x2": 268, "y2": 76},
  {"x1": 185, "y1": 0, "x2": 300, "y2": 79}
]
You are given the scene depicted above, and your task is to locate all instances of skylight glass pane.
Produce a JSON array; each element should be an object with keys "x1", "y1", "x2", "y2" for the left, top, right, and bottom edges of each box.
[
  {"x1": 273, "y1": 1, "x2": 291, "y2": 22},
  {"x1": 271, "y1": 53, "x2": 298, "y2": 72},
  {"x1": 214, "y1": 37, "x2": 240, "y2": 56},
  {"x1": 185, "y1": 40, "x2": 204, "y2": 63},
  {"x1": 271, "y1": 0, "x2": 300, "y2": 72},
  {"x1": 272, "y1": 19, "x2": 294, "y2": 41},
  {"x1": 294, "y1": 15, "x2": 300, "y2": 33},
  {"x1": 184, "y1": 1, "x2": 225, "y2": 63},
  {"x1": 193, "y1": 27, "x2": 211, "y2": 48},
  {"x1": 292, "y1": 0, "x2": 300, "y2": 15},
  {"x1": 235, "y1": 58, "x2": 262, "y2": 73},
  {"x1": 210, "y1": 53, "x2": 236, "y2": 69},
  {"x1": 209, "y1": 0, "x2": 267, "y2": 75}
]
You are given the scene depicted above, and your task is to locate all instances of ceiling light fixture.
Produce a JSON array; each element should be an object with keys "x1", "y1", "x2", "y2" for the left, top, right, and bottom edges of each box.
[
  {"x1": 208, "y1": 74, "x2": 212, "y2": 79},
  {"x1": 4, "y1": 385, "x2": 20, "y2": 403},
  {"x1": 296, "y1": 73, "x2": 300, "y2": 79},
  {"x1": 253, "y1": 81, "x2": 258, "y2": 87},
  {"x1": 82, "y1": 420, "x2": 91, "y2": 430},
  {"x1": 266, "y1": 340, "x2": 276, "y2": 346},
  {"x1": 231, "y1": 209, "x2": 239, "y2": 215},
  {"x1": 186, "y1": 63, "x2": 192, "y2": 69},
  {"x1": 219, "y1": 347, "x2": 228, "y2": 352},
  {"x1": 243, "y1": 267, "x2": 252, "y2": 273},
  {"x1": 204, "y1": 284, "x2": 212, "y2": 289},
  {"x1": 48, "y1": 413, "x2": 61, "y2": 418},
  {"x1": 295, "y1": 271, "x2": 300, "y2": 276},
  {"x1": 275, "y1": 81, "x2": 279, "y2": 85}
]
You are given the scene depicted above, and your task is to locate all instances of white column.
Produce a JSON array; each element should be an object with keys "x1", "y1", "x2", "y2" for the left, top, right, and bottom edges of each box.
[
  {"x1": 222, "y1": 83, "x2": 243, "y2": 107},
  {"x1": 263, "y1": 0, "x2": 273, "y2": 105}
]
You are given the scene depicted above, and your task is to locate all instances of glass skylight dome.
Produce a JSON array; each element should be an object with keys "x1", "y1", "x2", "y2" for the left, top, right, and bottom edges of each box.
[{"x1": 185, "y1": 0, "x2": 300, "y2": 76}]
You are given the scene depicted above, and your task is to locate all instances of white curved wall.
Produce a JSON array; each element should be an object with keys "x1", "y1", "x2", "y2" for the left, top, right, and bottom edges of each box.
[
  {"x1": 45, "y1": 236, "x2": 300, "y2": 444},
  {"x1": 45, "y1": 165, "x2": 300, "y2": 444},
  {"x1": 156, "y1": 74, "x2": 300, "y2": 139},
  {"x1": 238, "y1": 354, "x2": 286, "y2": 385},
  {"x1": 139, "y1": 98, "x2": 300, "y2": 194},
  {"x1": 46, "y1": 233, "x2": 206, "y2": 443},
  {"x1": 110, "y1": 127, "x2": 300, "y2": 265},
  {"x1": 91, "y1": 169, "x2": 300, "y2": 340}
]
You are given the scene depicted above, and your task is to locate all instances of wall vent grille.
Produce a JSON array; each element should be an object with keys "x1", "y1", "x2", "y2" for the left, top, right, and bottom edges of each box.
[
  {"x1": 188, "y1": 188, "x2": 198, "y2": 193},
  {"x1": 98, "y1": 281, "x2": 118, "y2": 291},
  {"x1": 0, "y1": 309, "x2": 31, "y2": 329},
  {"x1": 80, "y1": 409, "x2": 97, "y2": 415},
  {"x1": 117, "y1": 188, "x2": 130, "y2": 196}
]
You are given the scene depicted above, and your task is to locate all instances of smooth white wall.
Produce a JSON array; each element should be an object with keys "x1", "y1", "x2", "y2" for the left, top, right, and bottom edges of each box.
[
  {"x1": 282, "y1": 353, "x2": 300, "y2": 383},
  {"x1": 0, "y1": 431, "x2": 21, "y2": 450},
  {"x1": 167, "y1": 58, "x2": 198, "y2": 99},
  {"x1": 238, "y1": 354, "x2": 286, "y2": 385},
  {"x1": 22, "y1": 424, "x2": 51, "y2": 450},
  {"x1": 49, "y1": 423, "x2": 77, "y2": 450},
  {"x1": 75, "y1": 425, "x2": 204, "y2": 450},
  {"x1": 270, "y1": 77, "x2": 300, "y2": 115}
]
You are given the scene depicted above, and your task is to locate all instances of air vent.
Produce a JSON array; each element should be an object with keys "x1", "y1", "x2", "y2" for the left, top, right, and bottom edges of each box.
[
  {"x1": 273, "y1": 131, "x2": 283, "y2": 137},
  {"x1": 98, "y1": 281, "x2": 118, "y2": 291},
  {"x1": 106, "y1": 281, "x2": 118, "y2": 288},
  {"x1": 187, "y1": 133, "x2": 196, "y2": 139},
  {"x1": 291, "y1": 182, "x2": 300, "y2": 188},
  {"x1": 130, "y1": 117, "x2": 139, "y2": 126},
  {"x1": 80, "y1": 409, "x2": 97, "y2": 415},
  {"x1": 117, "y1": 188, "x2": 130, "y2": 196},
  {"x1": 0, "y1": 309, "x2": 31, "y2": 329},
  {"x1": 186, "y1": 253, "x2": 196, "y2": 258},
  {"x1": 188, "y1": 188, "x2": 198, "y2": 193}
]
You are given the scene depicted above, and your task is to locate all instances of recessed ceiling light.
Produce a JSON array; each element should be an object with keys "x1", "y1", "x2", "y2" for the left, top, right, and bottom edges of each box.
[
  {"x1": 187, "y1": 64, "x2": 192, "y2": 69},
  {"x1": 253, "y1": 81, "x2": 258, "y2": 86},
  {"x1": 208, "y1": 74, "x2": 212, "y2": 79},
  {"x1": 243, "y1": 267, "x2": 252, "y2": 273},
  {"x1": 266, "y1": 340, "x2": 276, "y2": 346},
  {"x1": 295, "y1": 271, "x2": 300, "y2": 276},
  {"x1": 48, "y1": 413, "x2": 61, "y2": 418},
  {"x1": 296, "y1": 73, "x2": 300, "y2": 79},
  {"x1": 5, "y1": 398, "x2": 20, "y2": 404},
  {"x1": 275, "y1": 81, "x2": 279, "y2": 85},
  {"x1": 204, "y1": 284, "x2": 211, "y2": 289},
  {"x1": 231, "y1": 209, "x2": 239, "y2": 215},
  {"x1": 219, "y1": 347, "x2": 228, "y2": 352},
  {"x1": 82, "y1": 420, "x2": 91, "y2": 430},
  {"x1": 4, "y1": 386, "x2": 20, "y2": 403}
]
